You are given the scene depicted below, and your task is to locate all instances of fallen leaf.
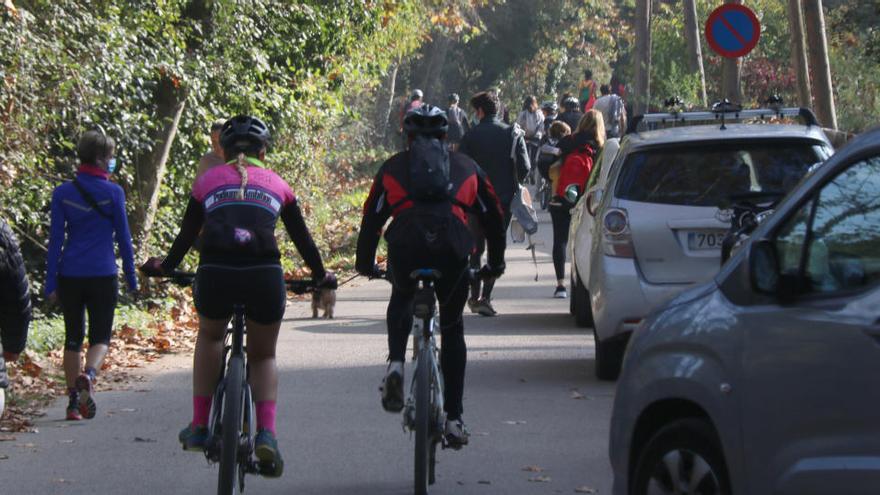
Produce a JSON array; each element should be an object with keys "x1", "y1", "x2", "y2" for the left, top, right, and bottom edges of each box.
[
  {"x1": 528, "y1": 475, "x2": 552, "y2": 483},
  {"x1": 58, "y1": 439, "x2": 75, "y2": 444},
  {"x1": 522, "y1": 465, "x2": 544, "y2": 472},
  {"x1": 570, "y1": 390, "x2": 586, "y2": 400},
  {"x1": 502, "y1": 420, "x2": 527, "y2": 425},
  {"x1": 0, "y1": 435, "x2": 16, "y2": 441},
  {"x1": 133, "y1": 437, "x2": 156, "y2": 443},
  {"x1": 0, "y1": 454, "x2": 8, "y2": 460},
  {"x1": 478, "y1": 480, "x2": 491, "y2": 485},
  {"x1": 119, "y1": 408, "x2": 137, "y2": 412},
  {"x1": 575, "y1": 486, "x2": 597, "y2": 493}
]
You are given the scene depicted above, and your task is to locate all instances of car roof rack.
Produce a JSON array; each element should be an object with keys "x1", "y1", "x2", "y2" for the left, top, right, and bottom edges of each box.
[{"x1": 626, "y1": 103, "x2": 820, "y2": 135}]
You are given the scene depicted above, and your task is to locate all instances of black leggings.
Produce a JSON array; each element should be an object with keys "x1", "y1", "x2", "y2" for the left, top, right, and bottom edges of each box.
[
  {"x1": 549, "y1": 202, "x2": 572, "y2": 281},
  {"x1": 59, "y1": 276, "x2": 118, "y2": 351},
  {"x1": 386, "y1": 250, "x2": 470, "y2": 420}
]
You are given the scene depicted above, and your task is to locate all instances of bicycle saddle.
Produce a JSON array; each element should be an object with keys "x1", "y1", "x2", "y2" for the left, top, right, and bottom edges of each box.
[{"x1": 409, "y1": 269, "x2": 442, "y2": 281}]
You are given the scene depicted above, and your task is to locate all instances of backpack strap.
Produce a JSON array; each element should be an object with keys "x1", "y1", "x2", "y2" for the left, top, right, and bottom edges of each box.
[{"x1": 72, "y1": 179, "x2": 114, "y2": 220}]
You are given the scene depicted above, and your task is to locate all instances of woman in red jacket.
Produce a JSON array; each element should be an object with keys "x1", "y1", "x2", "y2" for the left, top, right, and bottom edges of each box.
[{"x1": 549, "y1": 110, "x2": 605, "y2": 298}]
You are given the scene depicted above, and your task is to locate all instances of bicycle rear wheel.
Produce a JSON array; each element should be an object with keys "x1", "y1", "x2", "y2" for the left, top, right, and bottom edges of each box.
[
  {"x1": 414, "y1": 341, "x2": 431, "y2": 495},
  {"x1": 218, "y1": 355, "x2": 245, "y2": 495}
]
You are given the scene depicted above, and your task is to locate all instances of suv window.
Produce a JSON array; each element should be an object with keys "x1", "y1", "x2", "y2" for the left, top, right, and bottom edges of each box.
[
  {"x1": 615, "y1": 140, "x2": 829, "y2": 206},
  {"x1": 776, "y1": 156, "x2": 880, "y2": 294}
]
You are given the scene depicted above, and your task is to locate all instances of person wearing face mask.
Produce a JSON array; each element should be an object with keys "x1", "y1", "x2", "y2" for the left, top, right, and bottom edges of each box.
[{"x1": 45, "y1": 129, "x2": 137, "y2": 421}]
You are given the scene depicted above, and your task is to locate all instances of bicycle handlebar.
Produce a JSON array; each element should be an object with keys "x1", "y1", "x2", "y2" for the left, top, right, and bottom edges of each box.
[{"x1": 141, "y1": 270, "x2": 317, "y2": 293}]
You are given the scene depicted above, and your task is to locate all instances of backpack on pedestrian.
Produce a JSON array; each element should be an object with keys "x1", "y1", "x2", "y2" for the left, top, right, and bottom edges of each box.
[{"x1": 384, "y1": 136, "x2": 473, "y2": 259}]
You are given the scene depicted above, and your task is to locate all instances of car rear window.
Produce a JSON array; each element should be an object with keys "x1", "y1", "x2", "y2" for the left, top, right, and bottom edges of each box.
[{"x1": 614, "y1": 140, "x2": 830, "y2": 206}]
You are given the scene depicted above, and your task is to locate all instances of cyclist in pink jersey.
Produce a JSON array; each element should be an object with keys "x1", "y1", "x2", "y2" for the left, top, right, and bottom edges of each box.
[{"x1": 142, "y1": 116, "x2": 335, "y2": 478}]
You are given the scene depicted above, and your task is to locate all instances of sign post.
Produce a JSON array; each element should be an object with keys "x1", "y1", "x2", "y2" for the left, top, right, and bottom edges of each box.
[{"x1": 705, "y1": 4, "x2": 761, "y2": 59}]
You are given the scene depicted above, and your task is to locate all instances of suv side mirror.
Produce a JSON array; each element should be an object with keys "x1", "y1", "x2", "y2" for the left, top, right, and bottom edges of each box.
[
  {"x1": 749, "y1": 238, "x2": 799, "y2": 302},
  {"x1": 586, "y1": 189, "x2": 603, "y2": 216},
  {"x1": 749, "y1": 239, "x2": 780, "y2": 294}
]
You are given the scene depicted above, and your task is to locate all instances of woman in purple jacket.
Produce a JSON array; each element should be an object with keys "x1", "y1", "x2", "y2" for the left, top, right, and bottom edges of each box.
[{"x1": 46, "y1": 130, "x2": 137, "y2": 421}]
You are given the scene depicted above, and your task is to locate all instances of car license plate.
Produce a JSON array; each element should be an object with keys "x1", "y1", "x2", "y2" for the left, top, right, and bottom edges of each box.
[{"x1": 687, "y1": 231, "x2": 725, "y2": 250}]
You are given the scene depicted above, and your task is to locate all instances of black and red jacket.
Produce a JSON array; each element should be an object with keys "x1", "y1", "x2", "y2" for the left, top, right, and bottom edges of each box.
[{"x1": 356, "y1": 150, "x2": 507, "y2": 273}]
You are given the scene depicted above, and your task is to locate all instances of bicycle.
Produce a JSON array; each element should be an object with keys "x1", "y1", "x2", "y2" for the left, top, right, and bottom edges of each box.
[
  {"x1": 377, "y1": 267, "x2": 485, "y2": 495},
  {"x1": 147, "y1": 271, "x2": 314, "y2": 495}
]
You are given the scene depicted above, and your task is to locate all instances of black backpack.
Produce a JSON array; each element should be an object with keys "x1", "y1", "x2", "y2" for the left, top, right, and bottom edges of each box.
[{"x1": 384, "y1": 137, "x2": 473, "y2": 259}]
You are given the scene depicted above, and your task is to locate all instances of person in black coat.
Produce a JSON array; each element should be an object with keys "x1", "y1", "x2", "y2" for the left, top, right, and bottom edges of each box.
[
  {"x1": 0, "y1": 218, "x2": 32, "y2": 415},
  {"x1": 459, "y1": 90, "x2": 530, "y2": 316}
]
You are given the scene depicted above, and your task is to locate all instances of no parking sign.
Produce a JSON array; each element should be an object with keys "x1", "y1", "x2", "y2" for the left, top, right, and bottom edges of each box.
[{"x1": 705, "y1": 4, "x2": 761, "y2": 58}]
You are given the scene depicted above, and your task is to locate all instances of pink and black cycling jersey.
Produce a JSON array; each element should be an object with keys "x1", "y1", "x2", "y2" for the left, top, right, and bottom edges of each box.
[{"x1": 160, "y1": 158, "x2": 325, "y2": 278}]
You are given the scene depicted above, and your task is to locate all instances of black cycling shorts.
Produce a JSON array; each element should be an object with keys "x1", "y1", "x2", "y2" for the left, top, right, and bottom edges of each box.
[{"x1": 193, "y1": 264, "x2": 286, "y2": 324}]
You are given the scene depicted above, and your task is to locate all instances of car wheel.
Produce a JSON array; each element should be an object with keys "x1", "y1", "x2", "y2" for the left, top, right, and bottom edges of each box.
[
  {"x1": 574, "y1": 275, "x2": 593, "y2": 327},
  {"x1": 593, "y1": 330, "x2": 625, "y2": 381},
  {"x1": 631, "y1": 418, "x2": 731, "y2": 495}
]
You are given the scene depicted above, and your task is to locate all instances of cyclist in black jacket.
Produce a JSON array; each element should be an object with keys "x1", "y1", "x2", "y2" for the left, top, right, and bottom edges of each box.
[
  {"x1": 356, "y1": 105, "x2": 506, "y2": 447},
  {"x1": 0, "y1": 219, "x2": 32, "y2": 417}
]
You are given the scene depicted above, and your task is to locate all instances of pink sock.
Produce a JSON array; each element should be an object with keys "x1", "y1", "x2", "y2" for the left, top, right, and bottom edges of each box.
[
  {"x1": 192, "y1": 396, "x2": 212, "y2": 427},
  {"x1": 256, "y1": 400, "x2": 277, "y2": 434}
]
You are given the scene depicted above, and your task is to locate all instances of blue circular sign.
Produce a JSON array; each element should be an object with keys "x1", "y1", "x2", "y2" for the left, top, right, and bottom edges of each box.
[{"x1": 705, "y1": 4, "x2": 761, "y2": 58}]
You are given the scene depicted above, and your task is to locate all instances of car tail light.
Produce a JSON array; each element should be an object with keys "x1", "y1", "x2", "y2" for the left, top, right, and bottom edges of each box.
[{"x1": 602, "y1": 208, "x2": 634, "y2": 258}]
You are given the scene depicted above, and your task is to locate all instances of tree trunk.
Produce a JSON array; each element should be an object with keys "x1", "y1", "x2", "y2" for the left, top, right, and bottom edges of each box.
[
  {"x1": 721, "y1": 0, "x2": 743, "y2": 103},
  {"x1": 683, "y1": 0, "x2": 707, "y2": 107},
  {"x1": 374, "y1": 62, "x2": 398, "y2": 145},
  {"x1": 787, "y1": 0, "x2": 812, "y2": 108},
  {"x1": 632, "y1": 0, "x2": 651, "y2": 115},
  {"x1": 131, "y1": 0, "x2": 210, "y2": 249},
  {"x1": 803, "y1": 0, "x2": 837, "y2": 128},
  {"x1": 418, "y1": 33, "x2": 451, "y2": 102},
  {"x1": 130, "y1": 75, "x2": 187, "y2": 251}
]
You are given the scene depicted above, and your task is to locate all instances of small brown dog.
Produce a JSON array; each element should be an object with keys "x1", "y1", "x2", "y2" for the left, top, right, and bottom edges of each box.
[{"x1": 312, "y1": 288, "x2": 336, "y2": 319}]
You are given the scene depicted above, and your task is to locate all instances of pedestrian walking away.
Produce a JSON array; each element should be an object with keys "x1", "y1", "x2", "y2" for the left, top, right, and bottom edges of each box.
[
  {"x1": 45, "y1": 129, "x2": 138, "y2": 421},
  {"x1": 557, "y1": 96, "x2": 584, "y2": 133},
  {"x1": 356, "y1": 103, "x2": 506, "y2": 448},
  {"x1": 399, "y1": 89, "x2": 424, "y2": 147},
  {"x1": 445, "y1": 93, "x2": 470, "y2": 152},
  {"x1": 0, "y1": 218, "x2": 32, "y2": 418},
  {"x1": 593, "y1": 85, "x2": 626, "y2": 139},
  {"x1": 141, "y1": 115, "x2": 336, "y2": 479},
  {"x1": 549, "y1": 110, "x2": 605, "y2": 298},
  {"x1": 578, "y1": 68, "x2": 599, "y2": 112},
  {"x1": 459, "y1": 91, "x2": 530, "y2": 316}
]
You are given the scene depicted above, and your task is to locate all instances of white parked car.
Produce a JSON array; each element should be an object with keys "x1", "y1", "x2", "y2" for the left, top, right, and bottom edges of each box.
[
  {"x1": 610, "y1": 126, "x2": 880, "y2": 495},
  {"x1": 568, "y1": 107, "x2": 832, "y2": 380}
]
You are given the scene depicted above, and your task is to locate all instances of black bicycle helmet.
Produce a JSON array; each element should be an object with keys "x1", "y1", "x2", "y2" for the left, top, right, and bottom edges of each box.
[
  {"x1": 541, "y1": 100, "x2": 558, "y2": 112},
  {"x1": 403, "y1": 104, "x2": 448, "y2": 138},
  {"x1": 220, "y1": 115, "x2": 270, "y2": 154},
  {"x1": 562, "y1": 96, "x2": 580, "y2": 111}
]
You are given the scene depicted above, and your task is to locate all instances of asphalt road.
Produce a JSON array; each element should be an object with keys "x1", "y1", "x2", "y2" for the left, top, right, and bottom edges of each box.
[{"x1": 0, "y1": 208, "x2": 615, "y2": 495}]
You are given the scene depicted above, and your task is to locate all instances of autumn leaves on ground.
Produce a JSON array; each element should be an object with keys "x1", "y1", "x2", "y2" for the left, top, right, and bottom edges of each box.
[{"x1": 1, "y1": 287, "x2": 199, "y2": 434}]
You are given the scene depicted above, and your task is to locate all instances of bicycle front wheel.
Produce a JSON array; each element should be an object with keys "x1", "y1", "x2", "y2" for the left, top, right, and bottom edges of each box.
[
  {"x1": 414, "y1": 340, "x2": 431, "y2": 495},
  {"x1": 218, "y1": 355, "x2": 245, "y2": 495}
]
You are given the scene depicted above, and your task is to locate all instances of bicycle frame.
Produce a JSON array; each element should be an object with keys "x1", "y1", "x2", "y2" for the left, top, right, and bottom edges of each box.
[{"x1": 405, "y1": 310, "x2": 446, "y2": 433}]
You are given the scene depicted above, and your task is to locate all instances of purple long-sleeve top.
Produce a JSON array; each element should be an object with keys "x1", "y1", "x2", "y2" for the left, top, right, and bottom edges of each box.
[{"x1": 45, "y1": 165, "x2": 137, "y2": 295}]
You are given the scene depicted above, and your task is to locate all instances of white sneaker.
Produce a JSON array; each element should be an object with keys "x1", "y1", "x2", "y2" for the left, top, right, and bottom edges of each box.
[
  {"x1": 380, "y1": 361, "x2": 404, "y2": 413},
  {"x1": 445, "y1": 418, "x2": 469, "y2": 449}
]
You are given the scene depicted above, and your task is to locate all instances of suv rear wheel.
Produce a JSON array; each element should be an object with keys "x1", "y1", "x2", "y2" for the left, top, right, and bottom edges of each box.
[
  {"x1": 631, "y1": 418, "x2": 730, "y2": 495},
  {"x1": 594, "y1": 331, "x2": 626, "y2": 381}
]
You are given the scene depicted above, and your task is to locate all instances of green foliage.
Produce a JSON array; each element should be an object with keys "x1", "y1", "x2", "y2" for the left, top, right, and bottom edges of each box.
[{"x1": 1, "y1": 0, "x2": 428, "y2": 295}]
